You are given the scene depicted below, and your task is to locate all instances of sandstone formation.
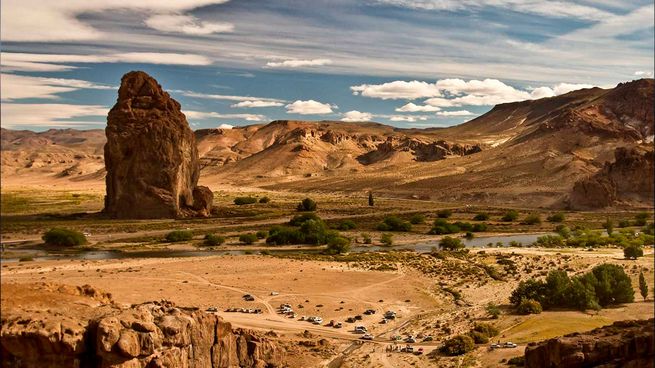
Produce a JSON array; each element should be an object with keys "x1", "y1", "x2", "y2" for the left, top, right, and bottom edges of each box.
[
  {"x1": 103, "y1": 71, "x2": 212, "y2": 219},
  {"x1": 524, "y1": 319, "x2": 655, "y2": 368},
  {"x1": 1, "y1": 286, "x2": 284, "y2": 368},
  {"x1": 569, "y1": 146, "x2": 654, "y2": 209}
]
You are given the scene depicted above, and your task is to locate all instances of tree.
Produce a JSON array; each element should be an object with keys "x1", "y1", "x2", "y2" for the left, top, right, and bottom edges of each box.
[
  {"x1": 42, "y1": 228, "x2": 87, "y2": 246},
  {"x1": 203, "y1": 234, "x2": 225, "y2": 246},
  {"x1": 441, "y1": 335, "x2": 475, "y2": 356},
  {"x1": 547, "y1": 213, "x2": 565, "y2": 222},
  {"x1": 239, "y1": 233, "x2": 258, "y2": 245},
  {"x1": 624, "y1": 244, "x2": 644, "y2": 260},
  {"x1": 587, "y1": 264, "x2": 634, "y2": 307},
  {"x1": 326, "y1": 236, "x2": 351, "y2": 254},
  {"x1": 297, "y1": 198, "x2": 317, "y2": 211},
  {"x1": 380, "y1": 233, "x2": 394, "y2": 246},
  {"x1": 544, "y1": 270, "x2": 571, "y2": 308},
  {"x1": 439, "y1": 236, "x2": 464, "y2": 251},
  {"x1": 517, "y1": 299, "x2": 542, "y2": 315},
  {"x1": 485, "y1": 303, "x2": 501, "y2": 319},
  {"x1": 639, "y1": 271, "x2": 649, "y2": 301},
  {"x1": 634, "y1": 212, "x2": 650, "y2": 226},
  {"x1": 376, "y1": 216, "x2": 412, "y2": 232},
  {"x1": 510, "y1": 279, "x2": 547, "y2": 306},
  {"x1": 368, "y1": 191, "x2": 374, "y2": 206},
  {"x1": 555, "y1": 225, "x2": 572, "y2": 239},
  {"x1": 289, "y1": 213, "x2": 322, "y2": 226},
  {"x1": 602, "y1": 218, "x2": 614, "y2": 235},
  {"x1": 502, "y1": 210, "x2": 519, "y2": 222}
]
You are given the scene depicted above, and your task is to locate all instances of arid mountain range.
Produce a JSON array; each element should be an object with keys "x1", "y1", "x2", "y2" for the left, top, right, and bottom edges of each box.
[{"x1": 2, "y1": 79, "x2": 653, "y2": 209}]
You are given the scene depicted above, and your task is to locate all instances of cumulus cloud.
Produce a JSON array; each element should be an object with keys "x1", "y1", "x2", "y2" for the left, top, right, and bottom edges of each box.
[
  {"x1": 184, "y1": 110, "x2": 266, "y2": 121},
  {"x1": 1, "y1": 73, "x2": 115, "y2": 101},
  {"x1": 177, "y1": 90, "x2": 285, "y2": 103},
  {"x1": 285, "y1": 100, "x2": 335, "y2": 115},
  {"x1": 341, "y1": 110, "x2": 373, "y2": 122},
  {"x1": 1, "y1": 52, "x2": 213, "y2": 72},
  {"x1": 395, "y1": 102, "x2": 441, "y2": 112},
  {"x1": 265, "y1": 59, "x2": 332, "y2": 68},
  {"x1": 145, "y1": 14, "x2": 234, "y2": 35},
  {"x1": 351, "y1": 80, "x2": 441, "y2": 100},
  {"x1": 635, "y1": 71, "x2": 653, "y2": 78},
  {"x1": 424, "y1": 97, "x2": 461, "y2": 107},
  {"x1": 389, "y1": 115, "x2": 429, "y2": 122},
  {"x1": 1, "y1": 103, "x2": 108, "y2": 128},
  {"x1": 436, "y1": 110, "x2": 475, "y2": 116},
  {"x1": 218, "y1": 123, "x2": 234, "y2": 129},
  {"x1": 231, "y1": 100, "x2": 285, "y2": 108}
]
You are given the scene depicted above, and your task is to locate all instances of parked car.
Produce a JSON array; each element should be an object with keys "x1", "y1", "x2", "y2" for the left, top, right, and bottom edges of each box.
[
  {"x1": 243, "y1": 294, "x2": 255, "y2": 301},
  {"x1": 346, "y1": 317, "x2": 356, "y2": 323},
  {"x1": 354, "y1": 315, "x2": 363, "y2": 320},
  {"x1": 503, "y1": 342, "x2": 518, "y2": 348},
  {"x1": 334, "y1": 322, "x2": 343, "y2": 328},
  {"x1": 364, "y1": 309, "x2": 376, "y2": 315},
  {"x1": 405, "y1": 336, "x2": 416, "y2": 343},
  {"x1": 206, "y1": 307, "x2": 218, "y2": 312},
  {"x1": 361, "y1": 334, "x2": 374, "y2": 340},
  {"x1": 422, "y1": 335, "x2": 433, "y2": 342}
]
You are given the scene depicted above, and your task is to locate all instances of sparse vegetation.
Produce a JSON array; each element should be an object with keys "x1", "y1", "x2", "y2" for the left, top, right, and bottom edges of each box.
[
  {"x1": 165, "y1": 230, "x2": 193, "y2": 243},
  {"x1": 42, "y1": 228, "x2": 87, "y2": 246},
  {"x1": 361, "y1": 233, "x2": 372, "y2": 244},
  {"x1": 546, "y1": 213, "x2": 565, "y2": 222},
  {"x1": 234, "y1": 196, "x2": 257, "y2": 205},
  {"x1": 522, "y1": 213, "x2": 541, "y2": 225},
  {"x1": 297, "y1": 198, "x2": 317, "y2": 212},
  {"x1": 380, "y1": 233, "x2": 394, "y2": 246}
]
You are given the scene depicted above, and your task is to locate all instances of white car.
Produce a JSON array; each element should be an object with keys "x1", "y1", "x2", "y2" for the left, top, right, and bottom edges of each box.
[
  {"x1": 503, "y1": 342, "x2": 518, "y2": 348},
  {"x1": 361, "y1": 334, "x2": 374, "y2": 340}
]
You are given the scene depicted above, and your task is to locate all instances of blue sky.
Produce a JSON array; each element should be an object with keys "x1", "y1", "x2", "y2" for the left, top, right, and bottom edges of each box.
[{"x1": 1, "y1": 0, "x2": 653, "y2": 131}]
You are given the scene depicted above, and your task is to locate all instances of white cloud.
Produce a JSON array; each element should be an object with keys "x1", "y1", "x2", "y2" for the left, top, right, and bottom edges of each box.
[
  {"x1": 145, "y1": 14, "x2": 234, "y2": 35},
  {"x1": 351, "y1": 80, "x2": 441, "y2": 100},
  {"x1": 436, "y1": 110, "x2": 475, "y2": 116},
  {"x1": 341, "y1": 110, "x2": 373, "y2": 122},
  {"x1": 1, "y1": 103, "x2": 108, "y2": 128},
  {"x1": 389, "y1": 115, "x2": 429, "y2": 122},
  {"x1": 1, "y1": 73, "x2": 115, "y2": 101},
  {"x1": 0, "y1": 0, "x2": 231, "y2": 42},
  {"x1": 184, "y1": 110, "x2": 266, "y2": 122},
  {"x1": 635, "y1": 71, "x2": 653, "y2": 78},
  {"x1": 218, "y1": 123, "x2": 234, "y2": 129},
  {"x1": 285, "y1": 100, "x2": 335, "y2": 115},
  {"x1": 424, "y1": 97, "x2": 461, "y2": 107},
  {"x1": 1, "y1": 52, "x2": 213, "y2": 72},
  {"x1": 176, "y1": 90, "x2": 285, "y2": 103},
  {"x1": 265, "y1": 59, "x2": 332, "y2": 68},
  {"x1": 395, "y1": 102, "x2": 441, "y2": 112},
  {"x1": 231, "y1": 100, "x2": 285, "y2": 108}
]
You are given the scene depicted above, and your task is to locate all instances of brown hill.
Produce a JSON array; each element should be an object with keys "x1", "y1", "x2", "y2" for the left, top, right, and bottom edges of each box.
[{"x1": 1, "y1": 79, "x2": 653, "y2": 209}]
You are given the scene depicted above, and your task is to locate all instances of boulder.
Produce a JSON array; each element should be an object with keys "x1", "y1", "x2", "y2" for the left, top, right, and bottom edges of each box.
[{"x1": 103, "y1": 71, "x2": 212, "y2": 219}]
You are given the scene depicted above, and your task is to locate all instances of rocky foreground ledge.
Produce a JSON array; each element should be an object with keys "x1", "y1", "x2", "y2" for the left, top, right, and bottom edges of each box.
[
  {"x1": 1, "y1": 283, "x2": 283, "y2": 368},
  {"x1": 524, "y1": 318, "x2": 655, "y2": 368}
]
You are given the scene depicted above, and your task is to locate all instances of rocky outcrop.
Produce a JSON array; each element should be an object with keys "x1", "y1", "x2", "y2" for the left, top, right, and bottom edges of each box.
[
  {"x1": 103, "y1": 71, "x2": 212, "y2": 219},
  {"x1": 524, "y1": 319, "x2": 655, "y2": 368},
  {"x1": 1, "y1": 299, "x2": 284, "y2": 368},
  {"x1": 569, "y1": 146, "x2": 654, "y2": 209},
  {"x1": 357, "y1": 136, "x2": 481, "y2": 164}
]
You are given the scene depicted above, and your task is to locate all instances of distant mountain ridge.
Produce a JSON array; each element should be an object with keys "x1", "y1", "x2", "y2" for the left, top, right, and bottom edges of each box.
[{"x1": 2, "y1": 79, "x2": 653, "y2": 209}]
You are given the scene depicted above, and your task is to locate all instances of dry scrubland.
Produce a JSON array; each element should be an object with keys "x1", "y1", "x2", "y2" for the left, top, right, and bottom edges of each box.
[{"x1": 1, "y1": 187, "x2": 654, "y2": 367}]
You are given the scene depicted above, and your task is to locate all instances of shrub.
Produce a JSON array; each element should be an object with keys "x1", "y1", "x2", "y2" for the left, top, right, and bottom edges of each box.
[
  {"x1": 486, "y1": 303, "x2": 501, "y2": 319},
  {"x1": 517, "y1": 299, "x2": 542, "y2": 314},
  {"x1": 439, "y1": 236, "x2": 464, "y2": 251},
  {"x1": 534, "y1": 235, "x2": 565, "y2": 247},
  {"x1": 618, "y1": 219, "x2": 631, "y2": 228},
  {"x1": 453, "y1": 221, "x2": 473, "y2": 231},
  {"x1": 468, "y1": 331, "x2": 489, "y2": 344},
  {"x1": 472, "y1": 223, "x2": 488, "y2": 232},
  {"x1": 203, "y1": 234, "x2": 225, "y2": 246},
  {"x1": 165, "y1": 230, "x2": 193, "y2": 243},
  {"x1": 437, "y1": 209, "x2": 453, "y2": 218},
  {"x1": 635, "y1": 212, "x2": 650, "y2": 226},
  {"x1": 361, "y1": 233, "x2": 372, "y2": 244},
  {"x1": 555, "y1": 225, "x2": 571, "y2": 239},
  {"x1": 266, "y1": 226, "x2": 305, "y2": 245},
  {"x1": 507, "y1": 356, "x2": 525, "y2": 366},
  {"x1": 429, "y1": 219, "x2": 461, "y2": 235},
  {"x1": 234, "y1": 196, "x2": 257, "y2": 205},
  {"x1": 473, "y1": 213, "x2": 489, "y2": 221},
  {"x1": 588, "y1": 264, "x2": 634, "y2": 306},
  {"x1": 326, "y1": 236, "x2": 351, "y2": 254},
  {"x1": 239, "y1": 233, "x2": 258, "y2": 245},
  {"x1": 297, "y1": 198, "x2": 317, "y2": 211},
  {"x1": 624, "y1": 244, "x2": 643, "y2": 260},
  {"x1": 510, "y1": 279, "x2": 548, "y2": 306},
  {"x1": 522, "y1": 214, "x2": 541, "y2": 225},
  {"x1": 473, "y1": 323, "x2": 499, "y2": 337},
  {"x1": 289, "y1": 213, "x2": 322, "y2": 226},
  {"x1": 547, "y1": 213, "x2": 565, "y2": 222},
  {"x1": 256, "y1": 230, "x2": 268, "y2": 239},
  {"x1": 376, "y1": 216, "x2": 412, "y2": 232},
  {"x1": 337, "y1": 220, "x2": 357, "y2": 230},
  {"x1": 409, "y1": 214, "x2": 426, "y2": 225},
  {"x1": 380, "y1": 233, "x2": 394, "y2": 246},
  {"x1": 441, "y1": 335, "x2": 475, "y2": 356},
  {"x1": 465, "y1": 232, "x2": 474, "y2": 240},
  {"x1": 602, "y1": 219, "x2": 614, "y2": 235},
  {"x1": 259, "y1": 196, "x2": 270, "y2": 203},
  {"x1": 502, "y1": 210, "x2": 519, "y2": 222},
  {"x1": 42, "y1": 228, "x2": 87, "y2": 246}
]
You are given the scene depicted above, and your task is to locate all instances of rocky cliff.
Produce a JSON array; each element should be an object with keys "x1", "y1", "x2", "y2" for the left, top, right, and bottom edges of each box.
[
  {"x1": 103, "y1": 71, "x2": 213, "y2": 219},
  {"x1": 1, "y1": 283, "x2": 284, "y2": 368},
  {"x1": 524, "y1": 319, "x2": 655, "y2": 368}
]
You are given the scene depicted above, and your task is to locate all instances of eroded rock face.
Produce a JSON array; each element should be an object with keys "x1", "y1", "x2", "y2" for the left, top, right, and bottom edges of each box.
[
  {"x1": 104, "y1": 71, "x2": 212, "y2": 219},
  {"x1": 524, "y1": 319, "x2": 655, "y2": 368},
  {"x1": 569, "y1": 146, "x2": 654, "y2": 209}
]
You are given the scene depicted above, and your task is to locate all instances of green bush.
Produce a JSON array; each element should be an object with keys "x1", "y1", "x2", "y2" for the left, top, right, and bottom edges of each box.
[
  {"x1": 522, "y1": 214, "x2": 541, "y2": 225},
  {"x1": 439, "y1": 236, "x2": 464, "y2": 251},
  {"x1": 468, "y1": 331, "x2": 489, "y2": 344},
  {"x1": 502, "y1": 210, "x2": 519, "y2": 222},
  {"x1": 409, "y1": 214, "x2": 426, "y2": 225},
  {"x1": 588, "y1": 264, "x2": 634, "y2": 306},
  {"x1": 618, "y1": 219, "x2": 631, "y2": 228},
  {"x1": 429, "y1": 219, "x2": 461, "y2": 235},
  {"x1": 472, "y1": 223, "x2": 488, "y2": 232},
  {"x1": 239, "y1": 233, "x2": 258, "y2": 245},
  {"x1": 297, "y1": 198, "x2": 317, "y2": 211},
  {"x1": 437, "y1": 209, "x2": 453, "y2": 218},
  {"x1": 256, "y1": 230, "x2": 268, "y2": 239},
  {"x1": 326, "y1": 236, "x2": 351, "y2": 254},
  {"x1": 507, "y1": 356, "x2": 525, "y2": 366},
  {"x1": 267, "y1": 216, "x2": 340, "y2": 246},
  {"x1": 555, "y1": 225, "x2": 571, "y2": 239},
  {"x1": 376, "y1": 216, "x2": 412, "y2": 232},
  {"x1": 234, "y1": 196, "x2": 257, "y2": 205},
  {"x1": 486, "y1": 303, "x2": 501, "y2": 319},
  {"x1": 517, "y1": 299, "x2": 542, "y2": 314},
  {"x1": 441, "y1": 335, "x2": 475, "y2": 356},
  {"x1": 289, "y1": 213, "x2": 322, "y2": 226},
  {"x1": 266, "y1": 226, "x2": 305, "y2": 245},
  {"x1": 165, "y1": 230, "x2": 193, "y2": 242},
  {"x1": 634, "y1": 212, "x2": 650, "y2": 226},
  {"x1": 453, "y1": 221, "x2": 473, "y2": 231},
  {"x1": 337, "y1": 220, "x2": 357, "y2": 230},
  {"x1": 380, "y1": 233, "x2": 394, "y2": 246},
  {"x1": 473, "y1": 213, "x2": 489, "y2": 221},
  {"x1": 624, "y1": 244, "x2": 643, "y2": 259},
  {"x1": 361, "y1": 233, "x2": 372, "y2": 244},
  {"x1": 473, "y1": 322, "x2": 499, "y2": 337},
  {"x1": 259, "y1": 196, "x2": 270, "y2": 203},
  {"x1": 203, "y1": 234, "x2": 225, "y2": 246},
  {"x1": 42, "y1": 228, "x2": 87, "y2": 246},
  {"x1": 547, "y1": 213, "x2": 565, "y2": 222}
]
